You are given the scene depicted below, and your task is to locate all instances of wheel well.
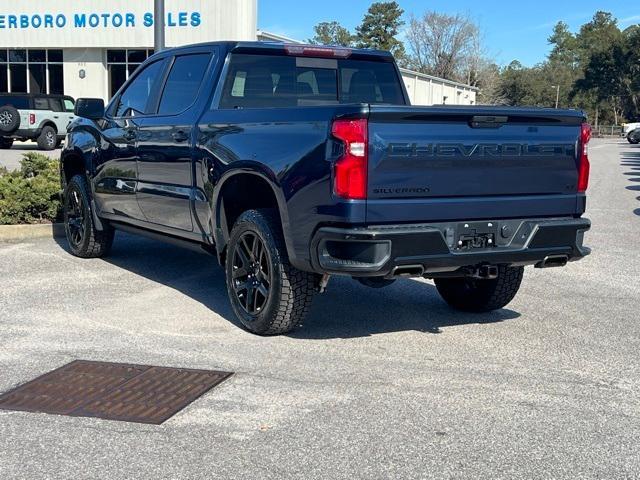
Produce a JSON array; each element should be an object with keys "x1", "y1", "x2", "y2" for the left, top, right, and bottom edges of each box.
[
  {"x1": 62, "y1": 154, "x2": 85, "y2": 184},
  {"x1": 40, "y1": 121, "x2": 57, "y2": 133},
  {"x1": 218, "y1": 173, "x2": 280, "y2": 239}
]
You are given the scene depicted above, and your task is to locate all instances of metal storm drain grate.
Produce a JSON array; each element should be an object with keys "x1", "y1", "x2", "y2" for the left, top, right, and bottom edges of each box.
[{"x1": 0, "y1": 360, "x2": 233, "y2": 424}]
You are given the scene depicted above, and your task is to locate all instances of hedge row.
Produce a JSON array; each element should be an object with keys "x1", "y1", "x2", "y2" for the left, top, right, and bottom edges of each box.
[{"x1": 0, "y1": 153, "x2": 63, "y2": 225}]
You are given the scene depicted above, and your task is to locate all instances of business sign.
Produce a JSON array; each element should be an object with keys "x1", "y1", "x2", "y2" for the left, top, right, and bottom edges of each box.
[
  {"x1": 0, "y1": 0, "x2": 257, "y2": 48},
  {"x1": 0, "y1": 11, "x2": 201, "y2": 30}
]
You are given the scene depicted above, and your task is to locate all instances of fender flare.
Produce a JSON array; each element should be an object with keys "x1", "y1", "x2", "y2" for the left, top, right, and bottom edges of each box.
[
  {"x1": 211, "y1": 166, "x2": 297, "y2": 264},
  {"x1": 37, "y1": 119, "x2": 58, "y2": 135},
  {"x1": 59, "y1": 125, "x2": 102, "y2": 188}
]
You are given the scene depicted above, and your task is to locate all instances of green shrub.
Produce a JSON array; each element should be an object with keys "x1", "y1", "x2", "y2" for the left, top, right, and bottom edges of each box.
[{"x1": 0, "y1": 153, "x2": 62, "y2": 224}]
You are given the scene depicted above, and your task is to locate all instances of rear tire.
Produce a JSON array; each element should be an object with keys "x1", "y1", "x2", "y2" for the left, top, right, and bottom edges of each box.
[
  {"x1": 0, "y1": 137, "x2": 13, "y2": 149},
  {"x1": 64, "y1": 174, "x2": 114, "y2": 258},
  {"x1": 225, "y1": 209, "x2": 318, "y2": 335},
  {"x1": 434, "y1": 265, "x2": 524, "y2": 312},
  {"x1": 37, "y1": 125, "x2": 57, "y2": 150}
]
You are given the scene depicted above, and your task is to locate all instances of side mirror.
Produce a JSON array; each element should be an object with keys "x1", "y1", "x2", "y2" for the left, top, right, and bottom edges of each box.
[{"x1": 74, "y1": 98, "x2": 105, "y2": 120}]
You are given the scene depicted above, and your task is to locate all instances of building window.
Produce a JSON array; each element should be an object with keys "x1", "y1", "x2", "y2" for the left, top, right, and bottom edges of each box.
[
  {"x1": 0, "y1": 49, "x2": 64, "y2": 94},
  {"x1": 107, "y1": 49, "x2": 154, "y2": 99}
]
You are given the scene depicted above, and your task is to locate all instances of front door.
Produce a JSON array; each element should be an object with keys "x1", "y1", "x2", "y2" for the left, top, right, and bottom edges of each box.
[
  {"x1": 136, "y1": 52, "x2": 215, "y2": 231},
  {"x1": 93, "y1": 57, "x2": 168, "y2": 221}
]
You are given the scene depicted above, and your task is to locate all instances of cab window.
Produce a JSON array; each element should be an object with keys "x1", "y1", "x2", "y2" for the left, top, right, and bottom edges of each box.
[
  {"x1": 115, "y1": 59, "x2": 165, "y2": 117},
  {"x1": 158, "y1": 53, "x2": 211, "y2": 115},
  {"x1": 49, "y1": 98, "x2": 63, "y2": 112},
  {"x1": 34, "y1": 97, "x2": 49, "y2": 110}
]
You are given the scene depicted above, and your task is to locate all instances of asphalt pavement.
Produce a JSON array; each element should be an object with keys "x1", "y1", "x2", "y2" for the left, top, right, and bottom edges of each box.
[
  {"x1": 0, "y1": 138, "x2": 639, "y2": 479},
  {"x1": 0, "y1": 142, "x2": 60, "y2": 170}
]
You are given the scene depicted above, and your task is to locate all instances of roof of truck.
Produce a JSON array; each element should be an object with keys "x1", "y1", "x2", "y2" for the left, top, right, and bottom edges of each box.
[{"x1": 150, "y1": 41, "x2": 395, "y2": 62}]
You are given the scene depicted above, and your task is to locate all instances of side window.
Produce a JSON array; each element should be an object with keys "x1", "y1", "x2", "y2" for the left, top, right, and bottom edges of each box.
[
  {"x1": 49, "y1": 98, "x2": 63, "y2": 112},
  {"x1": 63, "y1": 99, "x2": 75, "y2": 112},
  {"x1": 34, "y1": 97, "x2": 49, "y2": 110},
  {"x1": 158, "y1": 53, "x2": 211, "y2": 115},
  {"x1": 115, "y1": 59, "x2": 165, "y2": 117}
]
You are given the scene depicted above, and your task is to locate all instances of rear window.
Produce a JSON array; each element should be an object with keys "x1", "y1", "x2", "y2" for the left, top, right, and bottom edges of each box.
[
  {"x1": 0, "y1": 95, "x2": 29, "y2": 109},
  {"x1": 218, "y1": 54, "x2": 405, "y2": 109}
]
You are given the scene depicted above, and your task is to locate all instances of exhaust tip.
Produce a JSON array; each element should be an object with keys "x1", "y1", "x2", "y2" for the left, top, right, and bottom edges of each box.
[
  {"x1": 392, "y1": 265, "x2": 425, "y2": 277},
  {"x1": 536, "y1": 255, "x2": 569, "y2": 268}
]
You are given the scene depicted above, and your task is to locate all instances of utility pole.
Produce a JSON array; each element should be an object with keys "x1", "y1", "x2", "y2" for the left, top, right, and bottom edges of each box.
[
  {"x1": 551, "y1": 85, "x2": 560, "y2": 109},
  {"x1": 154, "y1": 0, "x2": 165, "y2": 52}
]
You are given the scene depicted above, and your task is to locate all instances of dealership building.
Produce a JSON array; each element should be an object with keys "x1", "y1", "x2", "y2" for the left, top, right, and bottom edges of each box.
[{"x1": 0, "y1": 0, "x2": 477, "y2": 105}]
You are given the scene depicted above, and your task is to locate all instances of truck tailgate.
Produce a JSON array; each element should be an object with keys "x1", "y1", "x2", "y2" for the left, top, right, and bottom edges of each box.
[{"x1": 366, "y1": 106, "x2": 585, "y2": 222}]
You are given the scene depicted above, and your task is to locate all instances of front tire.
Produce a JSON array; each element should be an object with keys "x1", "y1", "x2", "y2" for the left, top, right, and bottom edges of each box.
[
  {"x1": 225, "y1": 209, "x2": 318, "y2": 335},
  {"x1": 64, "y1": 175, "x2": 114, "y2": 258},
  {"x1": 434, "y1": 265, "x2": 524, "y2": 312}
]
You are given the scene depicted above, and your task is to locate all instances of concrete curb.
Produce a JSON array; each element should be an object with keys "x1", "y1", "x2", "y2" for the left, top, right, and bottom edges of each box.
[{"x1": 0, "y1": 223, "x2": 65, "y2": 242}]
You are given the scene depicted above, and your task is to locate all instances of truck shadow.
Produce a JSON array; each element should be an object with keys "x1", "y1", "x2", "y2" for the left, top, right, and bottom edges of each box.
[{"x1": 55, "y1": 233, "x2": 520, "y2": 338}]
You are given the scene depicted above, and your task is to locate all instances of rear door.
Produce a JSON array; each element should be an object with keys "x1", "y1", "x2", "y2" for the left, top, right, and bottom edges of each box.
[
  {"x1": 136, "y1": 49, "x2": 216, "y2": 231},
  {"x1": 366, "y1": 107, "x2": 585, "y2": 222},
  {"x1": 45, "y1": 97, "x2": 68, "y2": 134}
]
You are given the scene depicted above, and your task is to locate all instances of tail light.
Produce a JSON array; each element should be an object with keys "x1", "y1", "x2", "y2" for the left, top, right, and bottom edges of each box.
[
  {"x1": 578, "y1": 122, "x2": 591, "y2": 192},
  {"x1": 331, "y1": 118, "x2": 368, "y2": 199},
  {"x1": 29, "y1": 113, "x2": 35, "y2": 125}
]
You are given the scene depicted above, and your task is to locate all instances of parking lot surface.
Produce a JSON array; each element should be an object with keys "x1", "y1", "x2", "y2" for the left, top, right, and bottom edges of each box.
[
  {"x1": 0, "y1": 143, "x2": 60, "y2": 170},
  {"x1": 0, "y1": 138, "x2": 639, "y2": 479}
]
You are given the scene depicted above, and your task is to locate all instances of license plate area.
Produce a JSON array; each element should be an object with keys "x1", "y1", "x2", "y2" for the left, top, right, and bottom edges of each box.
[{"x1": 456, "y1": 221, "x2": 497, "y2": 250}]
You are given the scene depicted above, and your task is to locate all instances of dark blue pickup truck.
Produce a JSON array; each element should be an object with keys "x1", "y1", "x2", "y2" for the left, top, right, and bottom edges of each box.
[{"x1": 60, "y1": 41, "x2": 591, "y2": 335}]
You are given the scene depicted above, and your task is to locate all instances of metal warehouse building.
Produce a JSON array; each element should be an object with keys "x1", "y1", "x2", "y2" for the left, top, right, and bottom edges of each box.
[{"x1": 0, "y1": 0, "x2": 476, "y2": 105}]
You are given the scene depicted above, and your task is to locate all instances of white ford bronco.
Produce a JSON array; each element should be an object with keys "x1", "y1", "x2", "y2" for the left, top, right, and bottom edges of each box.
[{"x1": 0, "y1": 93, "x2": 75, "y2": 150}]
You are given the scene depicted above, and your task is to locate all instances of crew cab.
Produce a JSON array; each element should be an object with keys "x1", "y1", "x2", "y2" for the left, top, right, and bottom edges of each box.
[{"x1": 60, "y1": 42, "x2": 591, "y2": 335}]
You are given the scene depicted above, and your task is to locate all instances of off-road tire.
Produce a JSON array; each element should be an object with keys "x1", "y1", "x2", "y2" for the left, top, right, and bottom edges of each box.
[
  {"x1": 434, "y1": 265, "x2": 524, "y2": 312},
  {"x1": 225, "y1": 209, "x2": 318, "y2": 335},
  {"x1": 0, "y1": 137, "x2": 13, "y2": 149},
  {"x1": 0, "y1": 105, "x2": 20, "y2": 134},
  {"x1": 64, "y1": 174, "x2": 114, "y2": 258},
  {"x1": 37, "y1": 125, "x2": 57, "y2": 150}
]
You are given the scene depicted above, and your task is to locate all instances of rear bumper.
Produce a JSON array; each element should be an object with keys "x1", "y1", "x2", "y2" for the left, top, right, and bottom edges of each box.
[{"x1": 310, "y1": 217, "x2": 591, "y2": 277}]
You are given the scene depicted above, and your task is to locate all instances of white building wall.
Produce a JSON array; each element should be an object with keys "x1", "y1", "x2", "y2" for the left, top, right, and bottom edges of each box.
[
  {"x1": 400, "y1": 68, "x2": 477, "y2": 106},
  {"x1": 0, "y1": 0, "x2": 257, "y2": 48},
  {"x1": 63, "y1": 49, "x2": 107, "y2": 100}
]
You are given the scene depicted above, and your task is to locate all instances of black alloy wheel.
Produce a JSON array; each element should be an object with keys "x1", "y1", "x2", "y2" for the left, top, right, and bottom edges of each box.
[
  {"x1": 65, "y1": 185, "x2": 86, "y2": 248},
  {"x1": 224, "y1": 209, "x2": 318, "y2": 335},
  {"x1": 230, "y1": 231, "x2": 272, "y2": 315},
  {"x1": 63, "y1": 175, "x2": 114, "y2": 258}
]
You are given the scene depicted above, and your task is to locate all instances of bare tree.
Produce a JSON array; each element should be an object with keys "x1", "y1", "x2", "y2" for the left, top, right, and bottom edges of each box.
[{"x1": 405, "y1": 11, "x2": 479, "y2": 81}]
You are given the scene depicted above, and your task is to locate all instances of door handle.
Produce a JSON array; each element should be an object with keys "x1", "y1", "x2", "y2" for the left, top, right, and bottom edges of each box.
[
  {"x1": 123, "y1": 129, "x2": 136, "y2": 141},
  {"x1": 172, "y1": 130, "x2": 189, "y2": 142}
]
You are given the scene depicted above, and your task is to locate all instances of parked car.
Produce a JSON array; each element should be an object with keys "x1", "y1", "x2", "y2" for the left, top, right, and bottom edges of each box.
[
  {"x1": 622, "y1": 122, "x2": 640, "y2": 138},
  {"x1": 60, "y1": 41, "x2": 591, "y2": 335},
  {"x1": 0, "y1": 93, "x2": 75, "y2": 150},
  {"x1": 627, "y1": 127, "x2": 640, "y2": 144}
]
